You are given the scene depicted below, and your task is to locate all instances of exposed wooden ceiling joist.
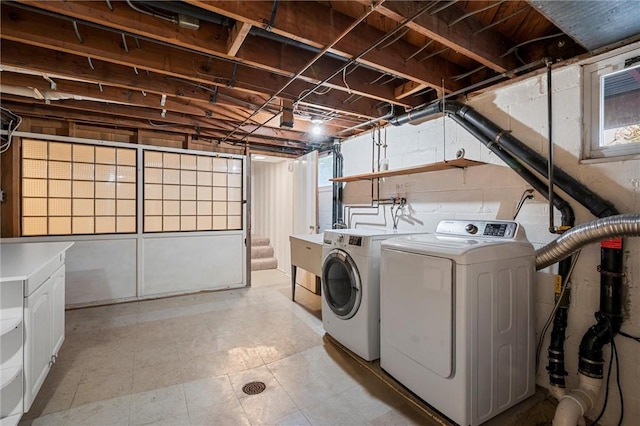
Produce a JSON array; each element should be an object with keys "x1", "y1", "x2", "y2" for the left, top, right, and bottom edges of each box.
[{"x1": 0, "y1": 0, "x2": 606, "y2": 153}]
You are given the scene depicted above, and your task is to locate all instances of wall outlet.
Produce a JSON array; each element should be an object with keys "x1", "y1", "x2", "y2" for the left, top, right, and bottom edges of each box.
[{"x1": 0, "y1": 189, "x2": 5, "y2": 203}]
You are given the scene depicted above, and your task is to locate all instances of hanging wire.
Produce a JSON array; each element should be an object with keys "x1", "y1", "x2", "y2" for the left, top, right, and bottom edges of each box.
[
  {"x1": 343, "y1": 94, "x2": 363, "y2": 104},
  {"x1": 429, "y1": 1, "x2": 458, "y2": 15},
  {"x1": 448, "y1": 1, "x2": 505, "y2": 27},
  {"x1": 474, "y1": 6, "x2": 528, "y2": 35},
  {"x1": 72, "y1": 21, "x2": 83, "y2": 43},
  {"x1": 345, "y1": 63, "x2": 361, "y2": 76},
  {"x1": 452, "y1": 65, "x2": 487, "y2": 81},
  {"x1": 404, "y1": 40, "x2": 434, "y2": 63},
  {"x1": 411, "y1": 87, "x2": 435, "y2": 97},
  {"x1": 377, "y1": 28, "x2": 411, "y2": 50},
  {"x1": 342, "y1": 68, "x2": 352, "y2": 94},
  {"x1": 513, "y1": 188, "x2": 534, "y2": 220},
  {"x1": 87, "y1": 57, "x2": 95, "y2": 70},
  {"x1": 502, "y1": 33, "x2": 565, "y2": 57},
  {"x1": 418, "y1": 47, "x2": 450, "y2": 63},
  {"x1": 368, "y1": 72, "x2": 390, "y2": 85},
  {"x1": 121, "y1": 33, "x2": 129, "y2": 53},
  {"x1": 0, "y1": 106, "x2": 23, "y2": 154},
  {"x1": 379, "y1": 75, "x2": 398, "y2": 86},
  {"x1": 125, "y1": 0, "x2": 176, "y2": 24}
]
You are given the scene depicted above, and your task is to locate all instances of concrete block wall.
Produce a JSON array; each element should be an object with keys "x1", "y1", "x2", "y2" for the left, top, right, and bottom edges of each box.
[{"x1": 339, "y1": 45, "x2": 640, "y2": 425}]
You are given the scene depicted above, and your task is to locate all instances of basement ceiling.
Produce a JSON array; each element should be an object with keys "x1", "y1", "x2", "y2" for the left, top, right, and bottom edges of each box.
[{"x1": 0, "y1": 1, "x2": 638, "y2": 156}]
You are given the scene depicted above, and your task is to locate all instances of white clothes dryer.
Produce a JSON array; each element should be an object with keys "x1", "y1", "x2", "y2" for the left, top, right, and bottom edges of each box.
[
  {"x1": 321, "y1": 229, "x2": 418, "y2": 361},
  {"x1": 380, "y1": 220, "x2": 535, "y2": 426}
]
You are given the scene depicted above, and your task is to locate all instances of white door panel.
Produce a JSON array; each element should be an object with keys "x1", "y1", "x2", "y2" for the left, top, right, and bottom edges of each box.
[{"x1": 381, "y1": 249, "x2": 454, "y2": 378}]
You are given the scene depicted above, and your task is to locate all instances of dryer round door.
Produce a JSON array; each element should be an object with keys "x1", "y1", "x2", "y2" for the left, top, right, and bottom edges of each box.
[{"x1": 322, "y1": 249, "x2": 362, "y2": 319}]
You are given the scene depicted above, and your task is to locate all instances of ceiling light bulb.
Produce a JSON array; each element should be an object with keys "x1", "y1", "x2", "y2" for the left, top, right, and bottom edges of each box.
[
  {"x1": 312, "y1": 124, "x2": 322, "y2": 135},
  {"x1": 311, "y1": 116, "x2": 323, "y2": 125}
]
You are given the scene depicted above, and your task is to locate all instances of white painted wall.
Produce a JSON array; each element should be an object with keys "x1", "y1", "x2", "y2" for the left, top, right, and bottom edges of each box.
[
  {"x1": 339, "y1": 45, "x2": 640, "y2": 425},
  {"x1": 318, "y1": 186, "x2": 333, "y2": 232},
  {"x1": 13, "y1": 231, "x2": 246, "y2": 306},
  {"x1": 251, "y1": 159, "x2": 295, "y2": 274}
]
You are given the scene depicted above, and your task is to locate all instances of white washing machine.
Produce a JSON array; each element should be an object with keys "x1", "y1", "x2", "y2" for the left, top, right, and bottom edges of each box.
[
  {"x1": 380, "y1": 220, "x2": 535, "y2": 426},
  {"x1": 321, "y1": 229, "x2": 419, "y2": 361}
]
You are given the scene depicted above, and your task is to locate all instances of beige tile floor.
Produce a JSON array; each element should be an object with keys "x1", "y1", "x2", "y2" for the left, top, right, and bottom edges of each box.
[{"x1": 19, "y1": 269, "x2": 442, "y2": 426}]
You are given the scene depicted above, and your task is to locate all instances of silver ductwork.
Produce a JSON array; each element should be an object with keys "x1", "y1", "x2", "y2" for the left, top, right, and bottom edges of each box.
[{"x1": 536, "y1": 214, "x2": 640, "y2": 270}]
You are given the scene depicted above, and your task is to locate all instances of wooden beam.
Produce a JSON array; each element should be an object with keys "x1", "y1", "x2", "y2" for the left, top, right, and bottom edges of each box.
[
  {"x1": 227, "y1": 21, "x2": 252, "y2": 56},
  {"x1": 0, "y1": 94, "x2": 309, "y2": 143},
  {"x1": 359, "y1": 1, "x2": 518, "y2": 73},
  {"x1": 10, "y1": 1, "x2": 419, "y2": 108},
  {"x1": 3, "y1": 101, "x2": 309, "y2": 154},
  {"x1": 0, "y1": 135, "x2": 21, "y2": 237},
  {"x1": 0, "y1": 71, "x2": 307, "y2": 129},
  {"x1": 185, "y1": 0, "x2": 465, "y2": 92},
  {"x1": 394, "y1": 81, "x2": 429, "y2": 100},
  {"x1": 1, "y1": 71, "x2": 216, "y2": 118},
  {"x1": 0, "y1": 40, "x2": 382, "y2": 120}
]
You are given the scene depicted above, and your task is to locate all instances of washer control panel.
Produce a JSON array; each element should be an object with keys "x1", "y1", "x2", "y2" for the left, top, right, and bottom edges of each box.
[
  {"x1": 436, "y1": 220, "x2": 524, "y2": 240},
  {"x1": 348, "y1": 236, "x2": 363, "y2": 246}
]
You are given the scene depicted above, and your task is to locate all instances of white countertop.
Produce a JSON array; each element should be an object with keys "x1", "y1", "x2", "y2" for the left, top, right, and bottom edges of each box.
[
  {"x1": 0, "y1": 242, "x2": 74, "y2": 282},
  {"x1": 289, "y1": 233, "x2": 324, "y2": 245}
]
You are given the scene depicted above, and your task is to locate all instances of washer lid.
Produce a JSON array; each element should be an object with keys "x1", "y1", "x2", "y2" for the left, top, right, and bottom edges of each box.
[{"x1": 381, "y1": 234, "x2": 534, "y2": 264}]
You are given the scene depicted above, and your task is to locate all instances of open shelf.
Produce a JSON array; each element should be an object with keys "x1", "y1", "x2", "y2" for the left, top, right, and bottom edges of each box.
[
  {"x1": 0, "y1": 317, "x2": 22, "y2": 337},
  {"x1": 330, "y1": 158, "x2": 486, "y2": 182},
  {"x1": 0, "y1": 413, "x2": 22, "y2": 426},
  {"x1": 0, "y1": 366, "x2": 22, "y2": 391}
]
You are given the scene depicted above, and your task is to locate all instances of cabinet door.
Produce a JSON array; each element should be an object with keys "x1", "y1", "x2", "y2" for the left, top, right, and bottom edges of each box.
[
  {"x1": 24, "y1": 278, "x2": 52, "y2": 411},
  {"x1": 51, "y1": 266, "x2": 66, "y2": 356}
]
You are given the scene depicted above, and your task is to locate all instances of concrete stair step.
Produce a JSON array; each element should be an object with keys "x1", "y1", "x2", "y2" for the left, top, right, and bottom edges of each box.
[
  {"x1": 251, "y1": 235, "x2": 271, "y2": 247},
  {"x1": 252, "y1": 245, "x2": 274, "y2": 259},
  {"x1": 251, "y1": 257, "x2": 278, "y2": 271}
]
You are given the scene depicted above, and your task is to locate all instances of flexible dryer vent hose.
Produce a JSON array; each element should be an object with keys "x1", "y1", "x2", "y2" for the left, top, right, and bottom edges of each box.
[{"x1": 536, "y1": 214, "x2": 640, "y2": 270}]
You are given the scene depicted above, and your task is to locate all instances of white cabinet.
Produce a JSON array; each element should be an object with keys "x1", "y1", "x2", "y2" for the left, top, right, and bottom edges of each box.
[
  {"x1": 1, "y1": 242, "x2": 73, "y2": 424},
  {"x1": 24, "y1": 265, "x2": 66, "y2": 411},
  {"x1": 51, "y1": 267, "x2": 66, "y2": 358},
  {"x1": 0, "y1": 280, "x2": 24, "y2": 426},
  {"x1": 23, "y1": 265, "x2": 66, "y2": 409},
  {"x1": 24, "y1": 272, "x2": 52, "y2": 411}
]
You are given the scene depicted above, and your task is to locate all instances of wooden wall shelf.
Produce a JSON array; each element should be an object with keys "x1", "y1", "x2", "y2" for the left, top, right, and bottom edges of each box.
[{"x1": 330, "y1": 158, "x2": 486, "y2": 183}]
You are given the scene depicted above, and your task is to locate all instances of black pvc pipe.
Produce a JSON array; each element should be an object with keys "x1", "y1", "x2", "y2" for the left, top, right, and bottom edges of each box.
[
  {"x1": 332, "y1": 142, "x2": 344, "y2": 228},
  {"x1": 391, "y1": 101, "x2": 619, "y2": 218},
  {"x1": 448, "y1": 115, "x2": 575, "y2": 226},
  {"x1": 599, "y1": 245, "x2": 624, "y2": 331},
  {"x1": 546, "y1": 258, "x2": 572, "y2": 388},
  {"x1": 453, "y1": 104, "x2": 619, "y2": 218}
]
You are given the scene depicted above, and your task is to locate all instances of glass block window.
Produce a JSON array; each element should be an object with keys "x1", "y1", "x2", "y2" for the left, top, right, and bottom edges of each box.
[
  {"x1": 143, "y1": 151, "x2": 242, "y2": 232},
  {"x1": 21, "y1": 140, "x2": 137, "y2": 236}
]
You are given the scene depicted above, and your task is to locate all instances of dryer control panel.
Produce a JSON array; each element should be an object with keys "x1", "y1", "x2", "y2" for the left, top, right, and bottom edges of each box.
[{"x1": 435, "y1": 220, "x2": 526, "y2": 240}]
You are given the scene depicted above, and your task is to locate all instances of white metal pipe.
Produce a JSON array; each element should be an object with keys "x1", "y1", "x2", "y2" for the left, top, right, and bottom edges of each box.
[{"x1": 553, "y1": 374, "x2": 601, "y2": 426}]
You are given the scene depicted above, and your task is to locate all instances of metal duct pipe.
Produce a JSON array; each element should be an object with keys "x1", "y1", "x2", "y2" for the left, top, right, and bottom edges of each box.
[{"x1": 536, "y1": 214, "x2": 640, "y2": 270}]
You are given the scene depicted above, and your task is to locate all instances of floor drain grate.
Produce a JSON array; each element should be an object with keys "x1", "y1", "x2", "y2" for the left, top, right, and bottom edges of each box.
[{"x1": 242, "y1": 381, "x2": 266, "y2": 395}]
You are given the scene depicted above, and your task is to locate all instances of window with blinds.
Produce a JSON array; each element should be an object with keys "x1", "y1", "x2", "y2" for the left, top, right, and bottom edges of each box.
[{"x1": 21, "y1": 139, "x2": 137, "y2": 236}]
